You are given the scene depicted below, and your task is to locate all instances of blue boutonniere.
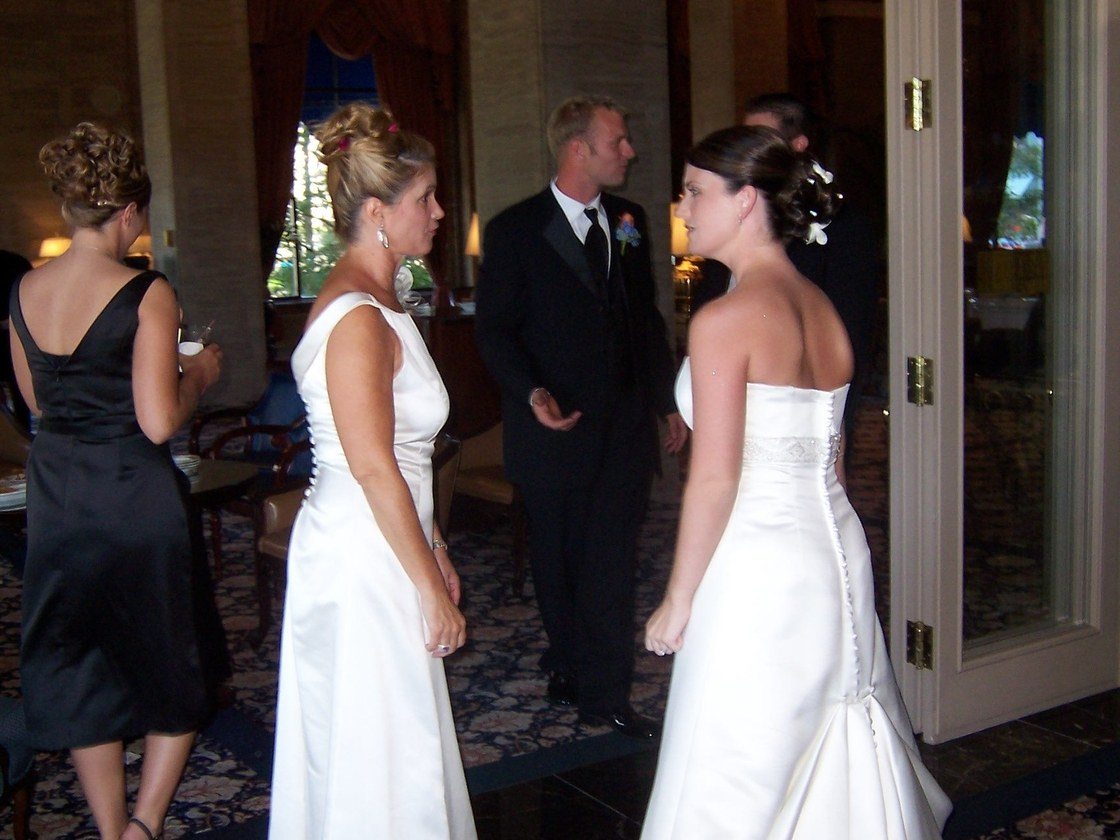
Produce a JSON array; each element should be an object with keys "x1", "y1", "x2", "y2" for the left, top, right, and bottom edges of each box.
[{"x1": 615, "y1": 213, "x2": 641, "y2": 254}]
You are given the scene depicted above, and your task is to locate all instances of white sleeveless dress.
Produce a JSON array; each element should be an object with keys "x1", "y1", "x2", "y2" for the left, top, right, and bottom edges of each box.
[
  {"x1": 269, "y1": 293, "x2": 476, "y2": 839},
  {"x1": 641, "y1": 363, "x2": 951, "y2": 839}
]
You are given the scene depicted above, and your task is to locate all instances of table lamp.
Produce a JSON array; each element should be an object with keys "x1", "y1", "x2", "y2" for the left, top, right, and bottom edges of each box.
[
  {"x1": 670, "y1": 204, "x2": 701, "y2": 316},
  {"x1": 37, "y1": 236, "x2": 70, "y2": 263}
]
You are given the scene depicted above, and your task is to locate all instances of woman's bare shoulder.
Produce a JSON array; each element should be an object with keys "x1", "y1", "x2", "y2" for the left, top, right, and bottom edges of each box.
[{"x1": 325, "y1": 297, "x2": 393, "y2": 354}]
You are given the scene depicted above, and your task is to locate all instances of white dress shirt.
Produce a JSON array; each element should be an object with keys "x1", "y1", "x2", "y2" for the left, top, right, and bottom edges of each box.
[{"x1": 551, "y1": 180, "x2": 611, "y2": 272}]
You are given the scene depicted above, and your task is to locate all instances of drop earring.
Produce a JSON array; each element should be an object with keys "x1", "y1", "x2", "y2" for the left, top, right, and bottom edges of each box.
[{"x1": 377, "y1": 225, "x2": 390, "y2": 249}]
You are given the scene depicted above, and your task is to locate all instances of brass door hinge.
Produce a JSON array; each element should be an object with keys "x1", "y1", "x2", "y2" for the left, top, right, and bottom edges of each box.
[
  {"x1": 907, "y1": 356, "x2": 934, "y2": 405},
  {"x1": 906, "y1": 620, "x2": 934, "y2": 670},
  {"x1": 905, "y1": 78, "x2": 932, "y2": 130}
]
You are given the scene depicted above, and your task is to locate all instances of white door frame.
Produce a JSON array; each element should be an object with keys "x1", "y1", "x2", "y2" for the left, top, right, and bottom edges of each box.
[{"x1": 886, "y1": 0, "x2": 1120, "y2": 744}]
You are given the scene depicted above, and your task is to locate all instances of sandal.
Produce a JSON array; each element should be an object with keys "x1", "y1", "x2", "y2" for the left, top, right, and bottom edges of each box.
[{"x1": 128, "y1": 816, "x2": 161, "y2": 840}]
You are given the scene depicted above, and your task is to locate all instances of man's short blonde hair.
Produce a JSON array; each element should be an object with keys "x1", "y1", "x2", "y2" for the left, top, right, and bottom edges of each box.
[{"x1": 547, "y1": 95, "x2": 629, "y2": 159}]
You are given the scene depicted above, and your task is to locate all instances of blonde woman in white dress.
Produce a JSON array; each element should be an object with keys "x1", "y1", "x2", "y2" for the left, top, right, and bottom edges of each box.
[
  {"x1": 269, "y1": 104, "x2": 475, "y2": 839},
  {"x1": 643, "y1": 126, "x2": 951, "y2": 839}
]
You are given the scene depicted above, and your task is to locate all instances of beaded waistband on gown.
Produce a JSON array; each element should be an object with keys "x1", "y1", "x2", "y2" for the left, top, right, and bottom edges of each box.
[{"x1": 742, "y1": 433, "x2": 842, "y2": 466}]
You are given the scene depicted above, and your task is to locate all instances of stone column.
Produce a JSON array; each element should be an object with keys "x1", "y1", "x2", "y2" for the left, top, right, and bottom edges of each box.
[
  {"x1": 469, "y1": 0, "x2": 675, "y2": 324},
  {"x1": 135, "y1": 0, "x2": 265, "y2": 408},
  {"x1": 689, "y1": 0, "x2": 788, "y2": 141}
]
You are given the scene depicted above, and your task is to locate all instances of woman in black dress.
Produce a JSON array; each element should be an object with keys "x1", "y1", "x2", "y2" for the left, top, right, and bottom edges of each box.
[{"x1": 11, "y1": 123, "x2": 222, "y2": 840}]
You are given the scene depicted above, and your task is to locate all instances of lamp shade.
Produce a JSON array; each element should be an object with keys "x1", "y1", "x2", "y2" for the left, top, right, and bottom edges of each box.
[
  {"x1": 38, "y1": 236, "x2": 70, "y2": 259},
  {"x1": 670, "y1": 204, "x2": 689, "y2": 256},
  {"x1": 129, "y1": 233, "x2": 153, "y2": 255},
  {"x1": 465, "y1": 212, "x2": 481, "y2": 257}
]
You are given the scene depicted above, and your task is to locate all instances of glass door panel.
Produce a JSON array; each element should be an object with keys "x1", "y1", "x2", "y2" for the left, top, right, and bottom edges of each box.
[{"x1": 960, "y1": 0, "x2": 1060, "y2": 648}]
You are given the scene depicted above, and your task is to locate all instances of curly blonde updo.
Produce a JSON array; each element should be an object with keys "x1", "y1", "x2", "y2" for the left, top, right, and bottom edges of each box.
[
  {"x1": 686, "y1": 125, "x2": 836, "y2": 243},
  {"x1": 39, "y1": 122, "x2": 151, "y2": 229},
  {"x1": 315, "y1": 103, "x2": 435, "y2": 241}
]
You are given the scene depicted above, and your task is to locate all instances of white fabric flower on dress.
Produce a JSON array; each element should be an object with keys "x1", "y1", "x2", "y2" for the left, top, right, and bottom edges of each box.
[{"x1": 395, "y1": 263, "x2": 423, "y2": 308}]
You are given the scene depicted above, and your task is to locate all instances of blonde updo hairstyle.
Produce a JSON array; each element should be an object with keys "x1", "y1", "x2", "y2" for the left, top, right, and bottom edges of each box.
[
  {"x1": 39, "y1": 122, "x2": 151, "y2": 229},
  {"x1": 686, "y1": 125, "x2": 836, "y2": 243},
  {"x1": 316, "y1": 104, "x2": 435, "y2": 242}
]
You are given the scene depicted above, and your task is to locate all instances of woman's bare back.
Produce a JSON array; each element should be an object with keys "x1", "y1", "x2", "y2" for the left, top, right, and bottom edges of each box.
[
  {"x1": 698, "y1": 256, "x2": 853, "y2": 393},
  {"x1": 18, "y1": 255, "x2": 143, "y2": 356}
]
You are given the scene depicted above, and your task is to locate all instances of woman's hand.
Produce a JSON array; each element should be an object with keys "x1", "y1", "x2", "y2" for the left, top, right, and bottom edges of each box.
[
  {"x1": 645, "y1": 594, "x2": 691, "y2": 656},
  {"x1": 179, "y1": 343, "x2": 223, "y2": 392},
  {"x1": 433, "y1": 542, "x2": 462, "y2": 606},
  {"x1": 420, "y1": 585, "x2": 467, "y2": 658}
]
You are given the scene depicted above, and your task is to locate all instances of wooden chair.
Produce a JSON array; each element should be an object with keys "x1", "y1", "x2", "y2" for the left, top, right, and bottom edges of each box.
[
  {"x1": 0, "y1": 403, "x2": 30, "y2": 467},
  {"x1": 188, "y1": 373, "x2": 310, "y2": 575},
  {"x1": 450, "y1": 422, "x2": 527, "y2": 595},
  {"x1": 252, "y1": 485, "x2": 304, "y2": 646}
]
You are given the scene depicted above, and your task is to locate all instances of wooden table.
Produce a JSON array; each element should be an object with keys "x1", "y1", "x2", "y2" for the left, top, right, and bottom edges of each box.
[{"x1": 189, "y1": 459, "x2": 260, "y2": 504}]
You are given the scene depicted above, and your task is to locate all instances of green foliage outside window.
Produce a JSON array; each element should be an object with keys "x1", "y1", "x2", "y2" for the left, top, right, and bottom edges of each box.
[
  {"x1": 994, "y1": 131, "x2": 1044, "y2": 249},
  {"x1": 268, "y1": 123, "x2": 343, "y2": 298}
]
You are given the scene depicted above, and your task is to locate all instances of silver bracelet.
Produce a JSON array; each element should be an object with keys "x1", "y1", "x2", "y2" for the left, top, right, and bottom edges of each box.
[
  {"x1": 432, "y1": 538, "x2": 449, "y2": 552},
  {"x1": 529, "y1": 387, "x2": 549, "y2": 407}
]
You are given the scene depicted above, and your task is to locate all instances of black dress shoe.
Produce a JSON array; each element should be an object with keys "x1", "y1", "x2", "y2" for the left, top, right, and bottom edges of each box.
[
  {"x1": 547, "y1": 670, "x2": 578, "y2": 706},
  {"x1": 578, "y1": 706, "x2": 661, "y2": 740}
]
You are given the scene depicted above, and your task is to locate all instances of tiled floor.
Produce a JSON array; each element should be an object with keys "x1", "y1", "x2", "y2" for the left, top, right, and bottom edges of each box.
[{"x1": 468, "y1": 688, "x2": 1120, "y2": 839}]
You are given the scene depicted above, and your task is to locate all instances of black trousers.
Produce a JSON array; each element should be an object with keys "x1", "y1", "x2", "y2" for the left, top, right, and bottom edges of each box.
[{"x1": 518, "y1": 405, "x2": 653, "y2": 713}]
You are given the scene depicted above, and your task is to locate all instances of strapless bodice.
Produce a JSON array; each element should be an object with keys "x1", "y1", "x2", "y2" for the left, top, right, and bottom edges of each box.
[{"x1": 674, "y1": 359, "x2": 849, "y2": 467}]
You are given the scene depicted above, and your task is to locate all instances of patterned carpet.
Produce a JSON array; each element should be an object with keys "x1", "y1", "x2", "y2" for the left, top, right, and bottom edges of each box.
[
  {"x1": 0, "y1": 444, "x2": 680, "y2": 837},
  {"x1": 972, "y1": 790, "x2": 1120, "y2": 840},
  {"x1": 0, "y1": 397, "x2": 1114, "y2": 838}
]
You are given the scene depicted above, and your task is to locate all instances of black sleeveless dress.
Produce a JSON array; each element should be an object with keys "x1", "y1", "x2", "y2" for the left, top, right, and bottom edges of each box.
[{"x1": 11, "y1": 271, "x2": 208, "y2": 749}]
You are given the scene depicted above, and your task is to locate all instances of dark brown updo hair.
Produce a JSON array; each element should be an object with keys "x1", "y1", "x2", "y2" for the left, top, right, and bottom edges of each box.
[
  {"x1": 316, "y1": 103, "x2": 436, "y2": 241},
  {"x1": 39, "y1": 122, "x2": 151, "y2": 229},
  {"x1": 686, "y1": 125, "x2": 836, "y2": 242}
]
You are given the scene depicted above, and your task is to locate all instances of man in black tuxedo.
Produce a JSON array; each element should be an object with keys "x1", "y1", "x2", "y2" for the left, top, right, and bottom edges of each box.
[
  {"x1": 475, "y1": 95, "x2": 687, "y2": 739},
  {"x1": 690, "y1": 93, "x2": 879, "y2": 434}
]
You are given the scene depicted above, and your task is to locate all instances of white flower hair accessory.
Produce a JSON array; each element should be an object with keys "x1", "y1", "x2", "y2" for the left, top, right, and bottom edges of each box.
[
  {"x1": 808, "y1": 160, "x2": 834, "y2": 185},
  {"x1": 805, "y1": 220, "x2": 831, "y2": 245}
]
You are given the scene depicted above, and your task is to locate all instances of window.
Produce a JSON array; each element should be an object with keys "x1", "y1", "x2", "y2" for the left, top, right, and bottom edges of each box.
[
  {"x1": 268, "y1": 124, "x2": 341, "y2": 298},
  {"x1": 268, "y1": 34, "x2": 373, "y2": 299},
  {"x1": 994, "y1": 131, "x2": 1044, "y2": 249}
]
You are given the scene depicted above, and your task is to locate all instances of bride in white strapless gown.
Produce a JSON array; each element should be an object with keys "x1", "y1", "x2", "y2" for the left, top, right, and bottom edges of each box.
[
  {"x1": 643, "y1": 126, "x2": 950, "y2": 838},
  {"x1": 644, "y1": 369, "x2": 950, "y2": 838}
]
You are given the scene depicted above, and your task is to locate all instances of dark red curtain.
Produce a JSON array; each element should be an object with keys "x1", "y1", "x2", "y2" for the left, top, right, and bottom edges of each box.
[
  {"x1": 317, "y1": 0, "x2": 458, "y2": 283},
  {"x1": 248, "y1": 0, "x2": 331, "y2": 279},
  {"x1": 248, "y1": 0, "x2": 459, "y2": 284}
]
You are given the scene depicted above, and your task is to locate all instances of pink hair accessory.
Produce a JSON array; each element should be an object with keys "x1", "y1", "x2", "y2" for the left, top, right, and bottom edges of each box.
[
  {"x1": 388, "y1": 123, "x2": 399, "y2": 133},
  {"x1": 338, "y1": 137, "x2": 350, "y2": 151}
]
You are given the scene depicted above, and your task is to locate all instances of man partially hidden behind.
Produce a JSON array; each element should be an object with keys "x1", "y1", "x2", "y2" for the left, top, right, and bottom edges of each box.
[
  {"x1": 691, "y1": 93, "x2": 879, "y2": 435},
  {"x1": 475, "y1": 95, "x2": 687, "y2": 739}
]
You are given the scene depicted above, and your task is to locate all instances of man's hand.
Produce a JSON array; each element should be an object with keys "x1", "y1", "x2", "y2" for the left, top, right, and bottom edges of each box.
[
  {"x1": 663, "y1": 412, "x2": 688, "y2": 454},
  {"x1": 530, "y1": 388, "x2": 582, "y2": 431}
]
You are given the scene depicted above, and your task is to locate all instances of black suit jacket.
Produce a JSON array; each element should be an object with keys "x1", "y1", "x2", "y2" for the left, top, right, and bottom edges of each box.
[{"x1": 474, "y1": 188, "x2": 677, "y2": 490}]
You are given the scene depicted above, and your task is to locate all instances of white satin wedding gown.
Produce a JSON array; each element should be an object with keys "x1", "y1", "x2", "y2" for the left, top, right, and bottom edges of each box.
[
  {"x1": 641, "y1": 363, "x2": 951, "y2": 839},
  {"x1": 270, "y1": 293, "x2": 476, "y2": 839}
]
